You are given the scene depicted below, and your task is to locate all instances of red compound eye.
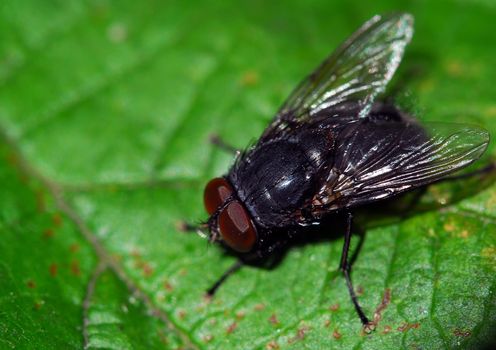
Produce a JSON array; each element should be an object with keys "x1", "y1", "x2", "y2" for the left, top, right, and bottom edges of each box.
[
  {"x1": 204, "y1": 177, "x2": 233, "y2": 215},
  {"x1": 218, "y1": 201, "x2": 257, "y2": 253}
]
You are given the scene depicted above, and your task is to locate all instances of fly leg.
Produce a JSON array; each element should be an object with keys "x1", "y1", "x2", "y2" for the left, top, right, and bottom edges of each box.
[
  {"x1": 176, "y1": 221, "x2": 198, "y2": 232},
  {"x1": 206, "y1": 259, "x2": 244, "y2": 296},
  {"x1": 210, "y1": 134, "x2": 240, "y2": 155},
  {"x1": 175, "y1": 221, "x2": 209, "y2": 239},
  {"x1": 440, "y1": 162, "x2": 495, "y2": 182},
  {"x1": 177, "y1": 222, "x2": 242, "y2": 297},
  {"x1": 399, "y1": 162, "x2": 495, "y2": 214},
  {"x1": 206, "y1": 238, "x2": 289, "y2": 296},
  {"x1": 339, "y1": 212, "x2": 372, "y2": 329}
]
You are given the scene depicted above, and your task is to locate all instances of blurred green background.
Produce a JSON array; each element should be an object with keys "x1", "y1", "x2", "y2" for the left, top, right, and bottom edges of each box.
[{"x1": 0, "y1": 0, "x2": 495, "y2": 349}]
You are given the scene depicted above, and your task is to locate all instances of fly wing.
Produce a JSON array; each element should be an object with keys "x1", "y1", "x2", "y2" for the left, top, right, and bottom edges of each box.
[
  {"x1": 317, "y1": 120, "x2": 490, "y2": 211},
  {"x1": 262, "y1": 13, "x2": 413, "y2": 141}
]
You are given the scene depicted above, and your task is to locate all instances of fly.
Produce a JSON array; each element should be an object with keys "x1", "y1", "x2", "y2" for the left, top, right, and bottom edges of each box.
[{"x1": 184, "y1": 13, "x2": 490, "y2": 330}]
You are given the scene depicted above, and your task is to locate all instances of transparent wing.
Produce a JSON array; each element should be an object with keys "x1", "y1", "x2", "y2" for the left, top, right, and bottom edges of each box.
[
  {"x1": 262, "y1": 13, "x2": 413, "y2": 140},
  {"x1": 319, "y1": 121, "x2": 490, "y2": 210}
]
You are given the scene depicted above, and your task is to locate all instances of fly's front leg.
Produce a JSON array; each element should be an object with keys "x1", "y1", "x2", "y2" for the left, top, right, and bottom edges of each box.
[
  {"x1": 210, "y1": 134, "x2": 240, "y2": 155},
  {"x1": 176, "y1": 221, "x2": 209, "y2": 239},
  {"x1": 206, "y1": 237, "x2": 289, "y2": 297},
  {"x1": 339, "y1": 212, "x2": 373, "y2": 330},
  {"x1": 206, "y1": 259, "x2": 244, "y2": 296},
  {"x1": 178, "y1": 221, "x2": 242, "y2": 297}
]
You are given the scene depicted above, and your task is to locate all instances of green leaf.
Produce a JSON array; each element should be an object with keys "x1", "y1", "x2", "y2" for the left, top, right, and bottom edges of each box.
[{"x1": 1, "y1": 1, "x2": 495, "y2": 349}]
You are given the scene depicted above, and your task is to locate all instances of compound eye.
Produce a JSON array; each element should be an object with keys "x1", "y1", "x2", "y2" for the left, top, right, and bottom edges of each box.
[
  {"x1": 218, "y1": 201, "x2": 257, "y2": 253},
  {"x1": 204, "y1": 177, "x2": 233, "y2": 215}
]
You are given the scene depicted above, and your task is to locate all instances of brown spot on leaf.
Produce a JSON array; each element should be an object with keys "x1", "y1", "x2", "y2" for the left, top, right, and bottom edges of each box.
[
  {"x1": 42, "y1": 229, "x2": 54, "y2": 239},
  {"x1": 178, "y1": 309, "x2": 186, "y2": 320},
  {"x1": 397, "y1": 322, "x2": 420, "y2": 332},
  {"x1": 324, "y1": 319, "x2": 331, "y2": 328},
  {"x1": 365, "y1": 288, "x2": 391, "y2": 331},
  {"x1": 453, "y1": 329, "x2": 471, "y2": 337},
  {"x1": 288, "y1": 325, "x2": 309, "y2": 344},
  {"x1": 458, "y1": 230, "x2": 470, "y2": 239},
  {"x1": 226, "y1": 322, "x2": 237, "y2": 334},
  {"x1": 240, "y1": 70, "x2": 259, "y2": 86},
  {"x1": 70, "y1": 260, "x2": 81, "y2": 276},
  {"x1": 163, "y1": 281, "x2": 174, "y2": 291},
  {"x1": 236, "y1": 311, "x2": 245, "y2": 320},
  {"x1": 266, "y1": 340, "x2": 280, "y2": 349},
  {"x1": 157, "y1": 329, "x2": 168, "y2": 345},
  {"x1": 52, "y1": 213, "x2": 62, "y2": 227},
  {"x1": 329, "y1": 303, "x2": 340, "y2": 311},
  {"x1": 268, "y1": 313, "x2": 279, "y2": 325},
  {"x1": 356, "y1": 285, "x2": 364, "y2": 296},
  {"x1": 141, "y1": 262, "x2": 154, "y2": 277},
  {"x1": 49, "y1": 263, "x2": 58, "y2": 277},
  {"x1": 133, "y1": 253, "x2": 154, "y2": 277},
  {"x1": 254, "y1": 303, "x2": 266, "y2": 311},
  {"x1": 382, "y1": 325, "x2": 392, "y2": 334},
  {"x1": 443, "y1": 222, "x2": 455, "y2": 232},
  {"x1": 26, "y1": 280, "x2": 36, "y2": 289},
  {"x1": 332, "y1": 329, "x2": 342, "y2": 340},
  {"x1": 445, "y1": 60, "x2": 463, "y2": 77},
  {"x1": 130, "y1": 248, "x2": 141, "y2": 258},
  {"x1": 69, "y1": 243, "x2": 80, "y2": 253},
  {"x1": 33, "y1": 300, "x2": 44, "y2": 310}
]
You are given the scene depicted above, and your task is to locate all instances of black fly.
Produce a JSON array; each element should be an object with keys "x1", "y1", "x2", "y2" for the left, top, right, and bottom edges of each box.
[{"x1": 187, "y1": 13, "x2": 490, "y2": 329}]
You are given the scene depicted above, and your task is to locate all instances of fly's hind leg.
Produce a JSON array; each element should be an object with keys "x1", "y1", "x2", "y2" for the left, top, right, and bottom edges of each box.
[
  {"x1": 209, "y1": 134, "x2": 240, "y2": 155},
  {"x1": 339, "y1": 212, "x2": 373, "y2": 330},
  {"x1": 441, "y1": 162, "x2": 495, "y2": 182}
]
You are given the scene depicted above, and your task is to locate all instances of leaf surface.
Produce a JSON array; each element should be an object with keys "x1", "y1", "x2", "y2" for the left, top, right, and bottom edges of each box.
[{"x1": 1, "y1": 0, "x2": 495, "y2": 349}]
